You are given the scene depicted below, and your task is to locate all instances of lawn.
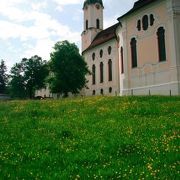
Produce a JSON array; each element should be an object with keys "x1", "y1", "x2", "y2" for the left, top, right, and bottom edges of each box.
[{"x1": 0, "y1": 96, "x2": 179, "y2": 179}]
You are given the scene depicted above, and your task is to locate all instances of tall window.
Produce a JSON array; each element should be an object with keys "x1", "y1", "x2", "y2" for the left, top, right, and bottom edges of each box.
[
  {"x1": 108, "y1": 59, "x2": 112, "y2": 81},
  {"x1": 157, "y1": 27, "x2": 166, "y2": 62},
  {"x1": 92, "y1": 53, "x2": 95, "y2": 60},
  {"x1": 100, "y1": 62, "x2": 104, "y2": 83},
  {"x1": 142, "y1": 15, "x2": 148, "y2": 31},
  {"x1": 108, "y1": 46, "x2": 112, "y2": 55},
  {"x1": 100, "y1": 49, "x2": 103, "y2": 58},
  {"x1": 96, "y1": 19, "x2": 100, "y2": 29},
  {"x1": 92, "y1": 65, "x2": 96, "y2": 85},
  {"x1": 130, "y1": 38, "x2": 138, "y2": 68},
  {"x1": 86, "y1": 20, "x2": 88, "y2": 30},
  {"x1": 121, "y1": 47, "x2": 124, "y2": 74}
]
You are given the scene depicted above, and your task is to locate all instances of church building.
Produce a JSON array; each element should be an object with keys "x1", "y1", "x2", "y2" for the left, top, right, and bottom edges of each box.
[
  {"x1": 36, "y1": 0, "x2": 179, "y2": 98},
  {"x1": 82, "y1": 0, "x2": 180, "y2": 96}
]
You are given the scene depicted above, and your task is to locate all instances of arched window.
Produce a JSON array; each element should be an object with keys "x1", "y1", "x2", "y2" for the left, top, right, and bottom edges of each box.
[
  {"x1": 96, "y1": 19, "x2": 100, "y2": 29},
  {"x1": 108, "y1": 46, "x2": 112, "y2": 55},
  {"x1": 92, "y1": 90, "x2": 96, "y2": 95},
  {"x1": 86, "y1": 20, "x2": 88, "y2": 30},
  {"x1": 108, "y1": 59, "x2": 112, "y2": 81},
  {"x1": 157, "y1": 27, "x2": 166, "y2": 62},
  {"x1": 100, "y1": 49, "x2": 103, "y2": 58},
  {"x1": 92, "y1": 65, "x2": 96, "y2": 85},
  {"x1": 92, "y1": 53, "x2": 95, "y2": 60},
  {"x1": 142, "y1": 15, "x2": 148, "y2": 31},
  {"x1": 100, "y1": 62, "x2": 104, "y2": 83},
  {"x1": 130, "y1": 38, "x2": 138, "y2": 68},
  {"x1": 137, "y1": 20, "x2": 141, "y2": 31},
  {"x1": 121, "y1": 47, "x2": 124, "y2": 74}
]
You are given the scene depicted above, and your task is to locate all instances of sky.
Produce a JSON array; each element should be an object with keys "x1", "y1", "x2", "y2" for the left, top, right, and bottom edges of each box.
[{"x1": 0, "y1": 0, "x2": 136, "y2": 70}]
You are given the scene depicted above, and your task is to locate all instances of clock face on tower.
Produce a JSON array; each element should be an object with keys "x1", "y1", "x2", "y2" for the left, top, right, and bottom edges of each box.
[
  {"x1": 95, "y1": 3, "x2": 100, "y2": 9},
  {"x1": 85, "y1": 5, "x2": 88, "y2": 10}
]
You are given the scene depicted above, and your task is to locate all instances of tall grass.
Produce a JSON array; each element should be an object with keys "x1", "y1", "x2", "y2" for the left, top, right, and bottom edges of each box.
[{"x1": 0, "y1": 96, "x2": 179, "y2": 179}]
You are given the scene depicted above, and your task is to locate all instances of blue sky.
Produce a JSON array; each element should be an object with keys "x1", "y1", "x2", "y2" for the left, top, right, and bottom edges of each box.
[{"x1": 0, "y1": 0, "x2": 136, "y2": 70}]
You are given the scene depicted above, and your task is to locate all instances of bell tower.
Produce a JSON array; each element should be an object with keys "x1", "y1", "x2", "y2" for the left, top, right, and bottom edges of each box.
[{"x1": 81, "y1": 0, "x2": 104, "y2": 52}]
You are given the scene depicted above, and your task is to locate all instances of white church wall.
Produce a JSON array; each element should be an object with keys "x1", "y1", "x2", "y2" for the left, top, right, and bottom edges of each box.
[
  {"x1": 118, "y1": 0, "x2": 180, "y2": 96},
  {"x1": 83, "y1": 39, "x2": 120, "y2": 96},
  {"x1": 172, "y1": 0, "x2": 180, "y2": 94},
  {"x1": 35, "y1": 85, "x2": 53, "y2": 98}
]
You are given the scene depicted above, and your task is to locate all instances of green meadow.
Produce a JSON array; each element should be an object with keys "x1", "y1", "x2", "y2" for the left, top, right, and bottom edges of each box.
[{"x1": 0, "y1": 96, "x2": 179, "y2": 179}]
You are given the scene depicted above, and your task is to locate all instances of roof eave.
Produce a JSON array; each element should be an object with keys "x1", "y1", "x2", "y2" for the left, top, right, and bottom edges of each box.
[
  {"x1": 82, "y1": 37, "x2": 117, "y2": 54},
  {"x1": 117, "y1": 0, "x2": 158, "y2": 22}
]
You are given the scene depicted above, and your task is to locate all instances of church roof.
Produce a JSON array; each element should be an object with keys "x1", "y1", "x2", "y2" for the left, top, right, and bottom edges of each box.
[
  {"x1": 83, "y1": 23, "x2": 119, "y2": 53},
  {"x1": 83, "y1": 0, "x2": 104, "y2": 9},
  {"x1": 118, "y1": 0, "x2": 157, "y2": 20}
]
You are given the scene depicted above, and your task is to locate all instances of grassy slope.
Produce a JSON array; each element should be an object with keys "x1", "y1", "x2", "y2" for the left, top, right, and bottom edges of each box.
[{"x1": 0, "y1": 96, "x2": 179, "y2": 179}]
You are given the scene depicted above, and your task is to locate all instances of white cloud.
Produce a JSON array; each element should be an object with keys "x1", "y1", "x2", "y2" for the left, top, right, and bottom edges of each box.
[
  {"x1": 103, "y1": 0, "x2": 135, "y2": 28},
  {"x1": 23, "y1": 38, "x2": 54, "y2": 60},
  {"x1": 53, "y1": 0, "x2": 84, "y2": 12},
  {"x1": 52, "y1": 0, "x2": 83, "y2": 5},
  {"x1": 0, "y1": 0, "x2": 136, "y2": 70},
  {"x1": 104, "y1": 15, "x2": 119, "y2": 28},
  {"x1": 0, "y1": 0, "x2": 80, "y2": 64},
  {"x1": 31, "y1": 1, "x2": 48, "y2": 11}
]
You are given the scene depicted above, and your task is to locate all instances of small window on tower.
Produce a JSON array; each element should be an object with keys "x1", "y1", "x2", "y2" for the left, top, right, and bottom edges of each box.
[
  {"x1": 96, "y1": 3, "x2": 100, "y2": 9},
  {"x1": 96, "y1": 19, "x2": 100, "y2": 29},
  {"x1": 86, "y1": 20, "x2": 88, "y2": 30}
]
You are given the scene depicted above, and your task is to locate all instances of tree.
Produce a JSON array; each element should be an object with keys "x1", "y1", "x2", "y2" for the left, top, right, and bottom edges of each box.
[
  {"x1": 49, "y1": 40, "x2": 89, "y2": 97},
  {"x1": 0, "y1": 60, "x2": 8, "y2": 94},
  {"x1": 22, "y1": 55, "x2": 49, "y2": 98},
  {"x1": 9, "y1": 55, "x2": 49, "y2": 99},
  {"x1": 9, "y1": 63, "x2": 26, "y2": 98}
]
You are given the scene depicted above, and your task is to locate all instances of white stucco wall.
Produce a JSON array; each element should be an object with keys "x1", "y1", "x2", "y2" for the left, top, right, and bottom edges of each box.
[
  {"x1": 172, "y1": 0, "x2": 180, "y2": 94},
  {"x1": 35, "y1": 85, "x2": 53, "y2": 98},
  {"x1": 117, "y1": 0, "x2": 180, "y2": 96},
  {"x1": 83, "y1": 39, "x2": 120, "y2": 96}
]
